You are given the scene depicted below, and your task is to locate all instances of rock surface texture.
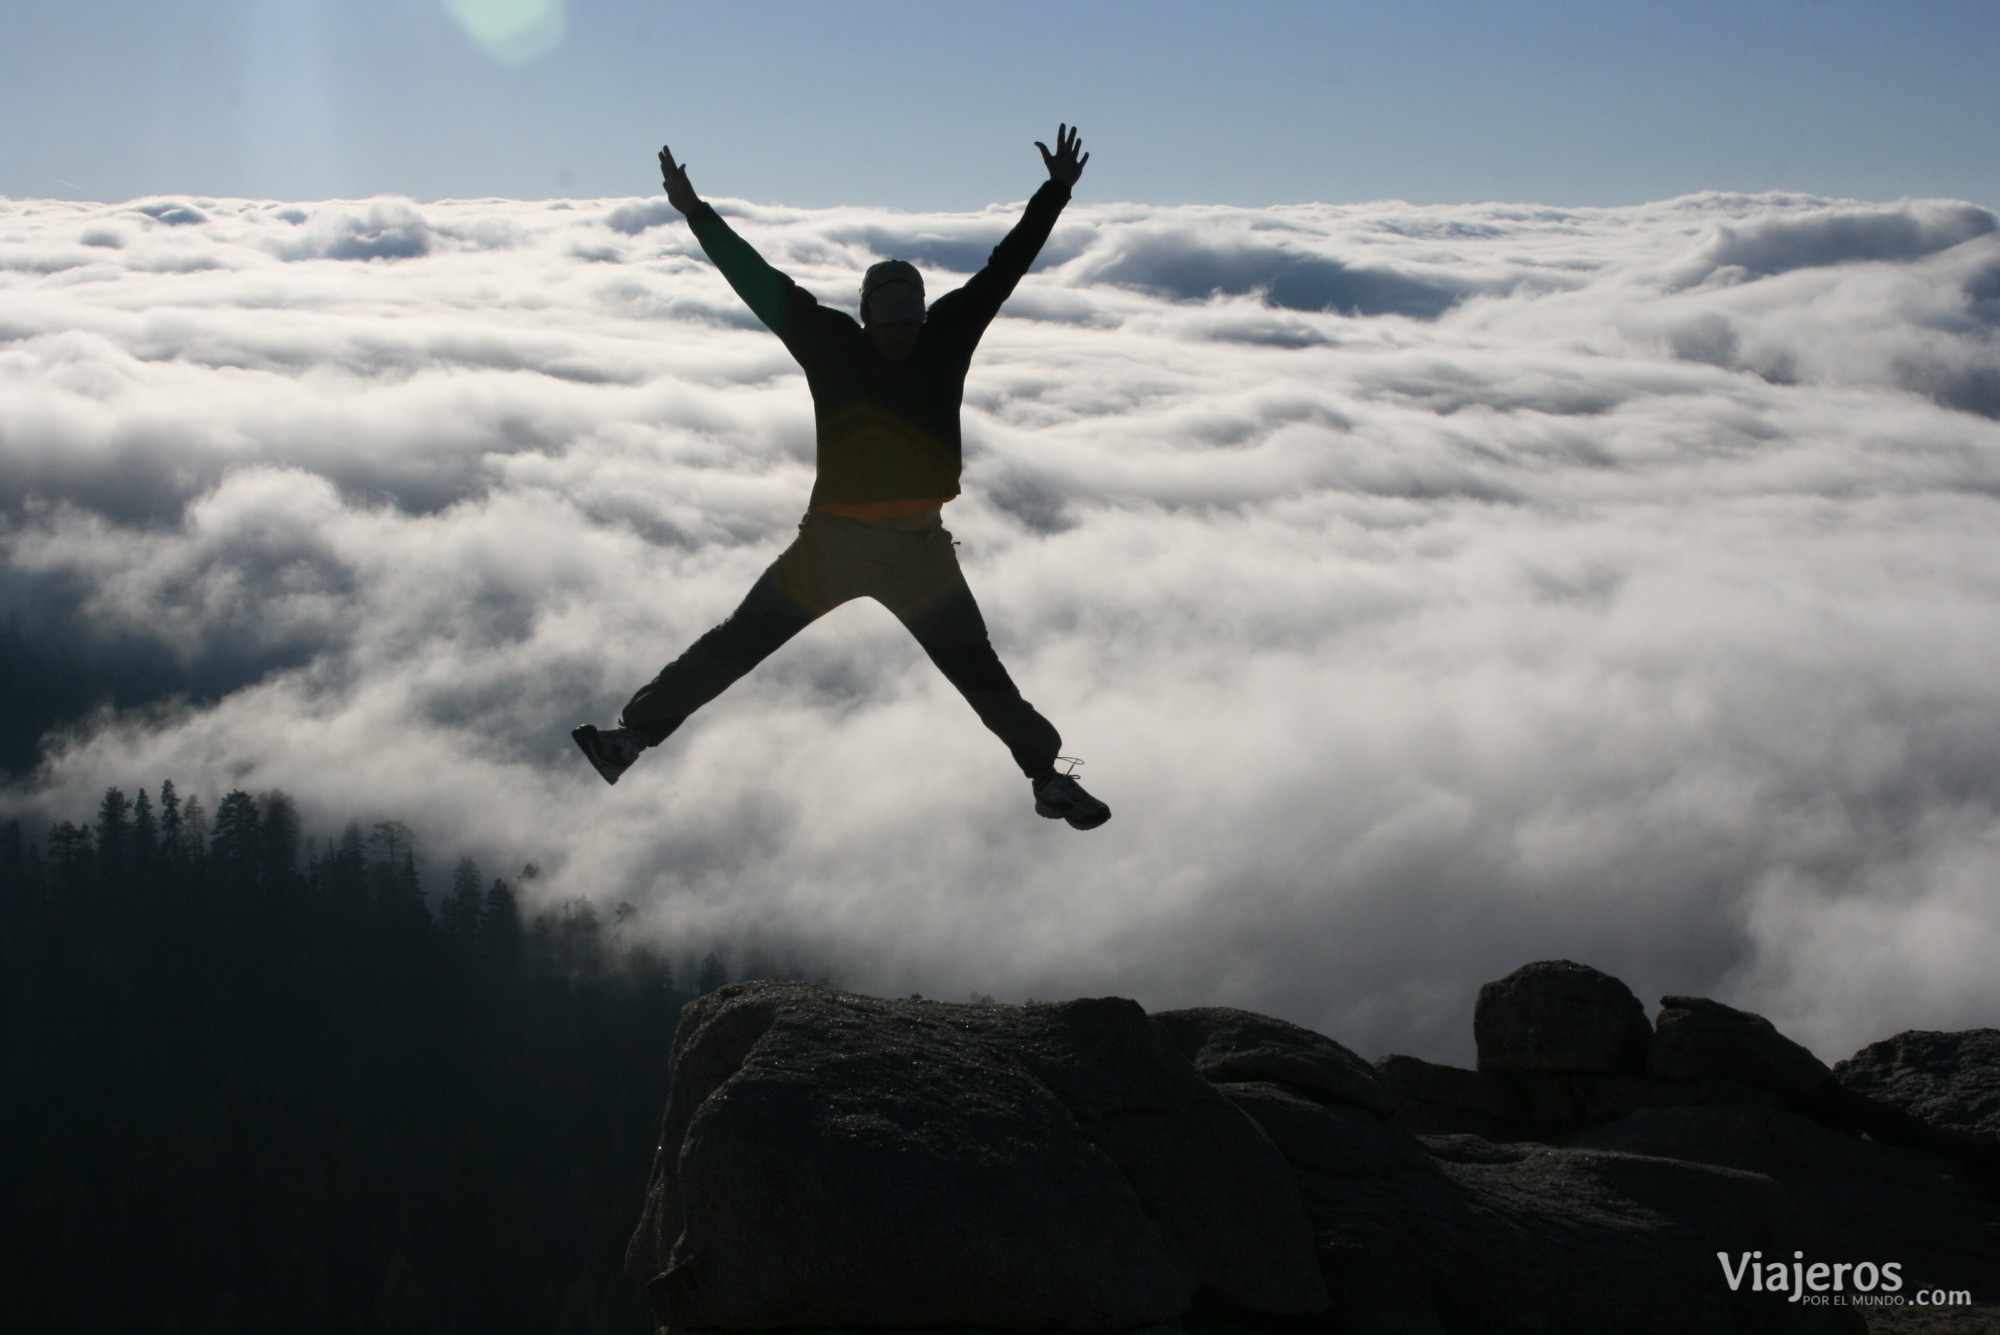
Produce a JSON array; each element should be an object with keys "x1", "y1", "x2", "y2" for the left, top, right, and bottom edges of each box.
[
  {"x1": 1474, "y1": 959, "x2": 1651, "y2": 1076},
  {"x1": 1649, "y1": 994, "x2": 1845, "y2": 1116},
  {"x1": 629, "y1": 969, "x2": 1999, "y2": 1334},
  {"x1": 1836, "y1": 1029, "x2": 2000, "y2": 1175},
  {"x1": 626, "y1": 985, "x2": 1325, "y2": 1331}
]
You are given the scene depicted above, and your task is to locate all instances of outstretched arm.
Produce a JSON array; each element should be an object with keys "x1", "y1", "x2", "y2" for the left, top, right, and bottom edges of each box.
[
  {"x1": 932, "y1": 124, "x2": 1087, "y2": 338},
  {"x1": 657, "y1": 141, "x2": 824, "y2": 346}
]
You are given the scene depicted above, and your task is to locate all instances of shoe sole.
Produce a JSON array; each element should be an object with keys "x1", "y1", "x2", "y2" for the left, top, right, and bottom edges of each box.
[
  {"x1": 571, "y1": 725, "x2": 629, "y2": 786},
  {"x1": 1036, "y1": 799, "x2": 1111, "y2": 831}
]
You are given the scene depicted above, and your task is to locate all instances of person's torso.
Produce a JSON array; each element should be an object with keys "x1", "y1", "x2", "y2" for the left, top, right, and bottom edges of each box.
[{"x1": 799, "y1": 321, "x2": 975, "y2": 504}]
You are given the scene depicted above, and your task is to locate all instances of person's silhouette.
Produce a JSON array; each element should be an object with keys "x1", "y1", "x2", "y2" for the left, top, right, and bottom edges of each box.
[{"x1": 573, "y1": 124, "x2": 1109, "y2": 829}]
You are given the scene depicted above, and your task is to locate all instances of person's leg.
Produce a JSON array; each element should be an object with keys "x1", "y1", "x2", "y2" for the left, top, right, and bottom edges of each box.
[
  {"x1": 877, "y1": 529, "x2": 1062, "y2": 781},
  {"x1": 617, "y1": 570, "x2": 816, "y2": 746},
  {"x1": 915, "y1": 603, "x2": 1065, "y2": 780},
  {"x1": 875, "y1": 523, "x2": 1108, "y2": 826},
  {"x1": 619, "y1": 519, "x2": 853, "y2": 748}
]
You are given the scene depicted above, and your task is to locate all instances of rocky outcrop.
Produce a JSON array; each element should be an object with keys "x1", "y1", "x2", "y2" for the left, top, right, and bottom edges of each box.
[
  {"x1": 1650, "y1": 994, "x2": 1845, "y2": 1118},
  {"x1": 1373, "y1": 967, "x2": 2000, "y2": 1323},
  {"x1": 1836, "y1": 1029, "x2": 2000, "y2": 1174},
  {"x1": 1574, "y1": 1102, "x2": 2000, "y2": 1311},
  {"x1": 1151, "y1": 1005, "x2": 1398, "y2": 1117},
  {"x1": 625, "y1": 984, "x2": 1325, "y2": 1331},
  {"x1": 628, "y1": 968, "x2": 1999, "y2": 1333},
  {"x1": 1474, "y1": 959, "x2": 1651, "y2": 1076},
  {"x1": 1219, "y1": 1081, "x2": 1847, "y2": 1334}
]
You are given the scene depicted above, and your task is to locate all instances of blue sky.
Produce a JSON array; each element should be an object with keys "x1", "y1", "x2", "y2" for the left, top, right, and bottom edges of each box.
[{"x1": 4, "y1": 0, "x2": 1997, "y2": 209}]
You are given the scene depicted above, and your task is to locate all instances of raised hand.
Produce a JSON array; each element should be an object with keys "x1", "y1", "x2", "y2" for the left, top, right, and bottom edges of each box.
[
  {"x1": 658, "y1": 144, "x2": 701, "y2": 216},
  {"x1": 1035, "y1": 123, "x2": 1089, "y2": 188}
]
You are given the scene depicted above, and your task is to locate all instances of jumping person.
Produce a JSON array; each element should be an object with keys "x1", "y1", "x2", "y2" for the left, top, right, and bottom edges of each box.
[{"x1": 572, "y1": 124, "x2": 1109, "y2": 830}]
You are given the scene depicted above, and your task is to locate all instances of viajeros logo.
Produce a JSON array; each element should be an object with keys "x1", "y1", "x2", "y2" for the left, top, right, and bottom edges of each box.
[
  {"x1": 1719, "y1": 1251, "x2": 1899, "y2": 1304},
  {"x1": 1719, "y1": 1252, "x2": 1972, "y2": 1308}
]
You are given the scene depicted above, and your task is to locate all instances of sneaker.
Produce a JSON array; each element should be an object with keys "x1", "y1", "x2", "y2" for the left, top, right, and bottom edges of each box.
[
  {"x1": 572, "y1": 724, "x2": 646, "y2": 785},
  {"x1": 1034, "y1": 770, "x2": 1111, "y2": 830}
]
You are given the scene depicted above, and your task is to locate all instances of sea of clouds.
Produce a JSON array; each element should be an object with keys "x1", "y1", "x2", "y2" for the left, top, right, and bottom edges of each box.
[{"x1": 3, "y1": 185, "x2": 1998, "y2": 1065}]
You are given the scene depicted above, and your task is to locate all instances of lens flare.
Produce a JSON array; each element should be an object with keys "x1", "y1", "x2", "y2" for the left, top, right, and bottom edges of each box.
[{"x1": 442, "y1": 0, "x2": 566, "y2": 65}]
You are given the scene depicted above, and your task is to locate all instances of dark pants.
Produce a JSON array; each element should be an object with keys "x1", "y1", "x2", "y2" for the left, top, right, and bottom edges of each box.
[{"x1": 621, "y1": 512, "x2": 1061, "y2": 780}]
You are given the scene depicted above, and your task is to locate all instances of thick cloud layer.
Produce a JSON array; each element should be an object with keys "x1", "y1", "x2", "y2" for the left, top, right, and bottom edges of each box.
[{"x1": 4, "y1": 188, "x2": 1998, "y2": 1064}]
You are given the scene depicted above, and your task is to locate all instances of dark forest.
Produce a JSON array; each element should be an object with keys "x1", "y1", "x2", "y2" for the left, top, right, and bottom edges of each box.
[{"x1": 0, "y1": 781, "x2": 770, "y2": 1333}]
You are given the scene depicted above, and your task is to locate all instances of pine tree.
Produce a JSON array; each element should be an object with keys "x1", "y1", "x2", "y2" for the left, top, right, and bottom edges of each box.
[
  {"x1": 478, "y1": 877, "x2": 523, "y2": 969},
  {"x1": 260, "y1": 791, "x2": 301, "y2": 891},
  {"x1": 369, "y1": 821, "x2": 424, "y2": 923},
  {"x1": 95, "y1": 787, "x2": 133, "y2": 885},
  {"x1": 553, "y1": 898, "x2": 603, "y2": 978},
  {"x1": 0, "y1": 817, "x2": 28, "y2": 917},
  {"x1": 336, "y1": 822, "x2": 367, "y2": 874},
  {"x1": 157, "y1": 780, "x2": 182, "y2": 863},
  {"x1": 440, "y1": 857, "x2": 483, "y2": 949},
  {"x1": 130, "y1": 789, "x2": 156, "y2": 873},
  {"x1": 177, "y1": 794, "x2": 207, "y2": 861},
  {"x1": 210, "y1": 790, "x2": 262, "y2": 880},
  {"x1": 46, "y1": 821, "x2": 94, "y2": 891}
]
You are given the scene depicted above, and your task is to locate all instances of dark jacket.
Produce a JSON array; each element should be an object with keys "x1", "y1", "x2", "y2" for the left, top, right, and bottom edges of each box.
[{"x1": 687, "y1": 180, "x2": 1072, "y2": 507}]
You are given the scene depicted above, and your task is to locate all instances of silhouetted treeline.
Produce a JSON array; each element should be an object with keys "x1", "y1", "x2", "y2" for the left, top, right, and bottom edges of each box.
[{"x1": 0, "y1": 782, "x2": 791, "y2": 1334}]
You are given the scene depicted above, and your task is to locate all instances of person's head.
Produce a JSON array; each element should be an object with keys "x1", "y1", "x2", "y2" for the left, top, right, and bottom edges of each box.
[{"x1": 861, "y1": 259, "x2": 925, "y2": 361}]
